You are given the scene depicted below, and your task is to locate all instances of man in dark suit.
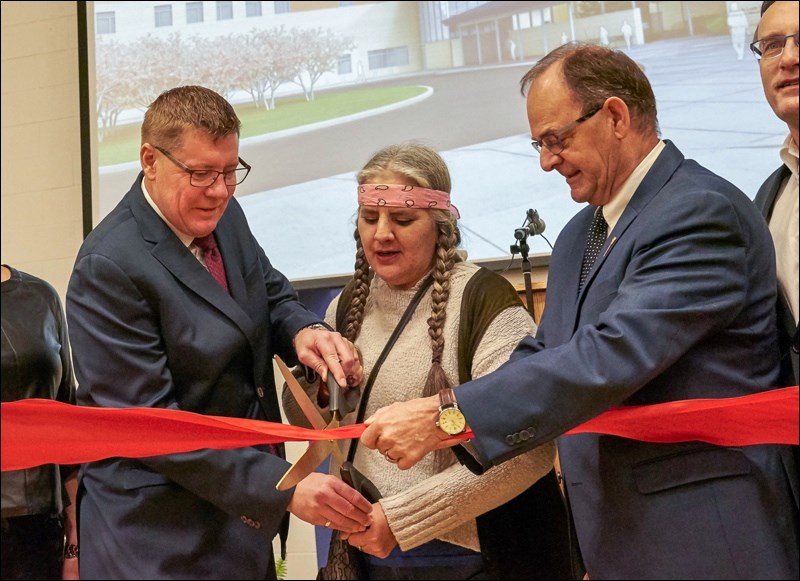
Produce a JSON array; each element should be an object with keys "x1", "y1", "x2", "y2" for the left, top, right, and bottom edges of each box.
[
  {"x1": 751, "y1": 0, "x2": 799, "y2": 517},
  {"x1": 66, "y1": 86, "x2": 372, "y2": 580},
  {"x1": 752, "y1": 0, "x2": 798, "y2": 389},
  {"x1": 359, "y1": 44, "x2": 799, "y2": 579}
]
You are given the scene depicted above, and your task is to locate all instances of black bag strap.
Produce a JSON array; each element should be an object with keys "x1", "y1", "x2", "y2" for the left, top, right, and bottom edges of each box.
[{"x1": 339, "y1": 275, "x2": 435, "y2": 463}]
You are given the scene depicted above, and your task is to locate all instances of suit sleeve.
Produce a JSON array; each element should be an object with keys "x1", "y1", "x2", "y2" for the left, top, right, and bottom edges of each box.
[{"x1": 457, "y1": 187, "x2": 755, "y2": 468}]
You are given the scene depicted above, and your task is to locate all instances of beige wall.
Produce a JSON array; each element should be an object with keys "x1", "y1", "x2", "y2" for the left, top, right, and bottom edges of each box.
[{"x1": 1, "y1": 1, "x2": 84, "y2": 300}]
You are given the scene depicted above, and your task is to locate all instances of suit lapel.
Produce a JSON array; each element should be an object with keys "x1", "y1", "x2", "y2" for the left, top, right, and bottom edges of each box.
[
  {"x1": 212, "y1": 219, "x2": 247, "y2": 301},
  {"x1": 758, "y1": 165, "x2": 790, "y2": 221},
  {"x1": 575, "y1": 141, "x2": 684, "y2": 307},
  {"x1": 128, "y1": 178, "x2": 258, "y2": 344}
]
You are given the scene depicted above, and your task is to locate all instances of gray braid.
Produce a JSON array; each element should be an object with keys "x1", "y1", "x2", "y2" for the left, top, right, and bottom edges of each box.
[
  {"x1": 342, "y1": 229, "x2": 372, "y2": 343},
  {"x1": 423, "y1": 223, "x2": 458, "y2": 399},
  {"x1": 423, "y1": 213, "x2": 461, "y2": 472}
]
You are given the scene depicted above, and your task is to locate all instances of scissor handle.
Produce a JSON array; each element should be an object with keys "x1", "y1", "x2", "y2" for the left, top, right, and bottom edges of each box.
[
  {"x1": 328, "y1": 373, "x2": 343, "y2": 420},
  {"x1": 328, "y1": 373, "x2": 359, "y2": 419}
]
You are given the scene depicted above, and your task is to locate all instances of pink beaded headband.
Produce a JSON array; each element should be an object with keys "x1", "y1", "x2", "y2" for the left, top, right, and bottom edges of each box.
[{"x1": 357, "y1": 184, "x2": 460, "y2": 219}]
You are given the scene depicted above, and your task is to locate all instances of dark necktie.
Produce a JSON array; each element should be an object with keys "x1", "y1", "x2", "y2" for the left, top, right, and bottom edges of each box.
[
  {"x1": 579, "y1": 206, "x2": 608, "y2": 291},
  {"x1": 194, "y1": 233, "x2": 229, "y2": 293},
  {"x1": 194, "y1": 233, "x2": 278, "y2": 457}
]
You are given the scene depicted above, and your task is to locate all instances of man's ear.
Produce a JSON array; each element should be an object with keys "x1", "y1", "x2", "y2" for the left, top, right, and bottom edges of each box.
[
  {"x1": 605, "y1": 96, "x2": 631, "y2": 139},
  {"x1": 141, "y1": 143, "x2": 157, "y2": 178}
]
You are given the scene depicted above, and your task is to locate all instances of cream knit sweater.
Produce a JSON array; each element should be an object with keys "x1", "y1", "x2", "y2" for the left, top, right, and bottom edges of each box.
[{"x1": 282, "y1": 261, "x2": 556, "y2": 552}]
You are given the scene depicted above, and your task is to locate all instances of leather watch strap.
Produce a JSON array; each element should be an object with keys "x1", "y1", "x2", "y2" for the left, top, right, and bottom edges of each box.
[
  {"x1": 439, "y1": 387, "x2": 457, "y2": 409},
  {"x1": 438, "y1": 388, "x2": 483, "y2": 473}
]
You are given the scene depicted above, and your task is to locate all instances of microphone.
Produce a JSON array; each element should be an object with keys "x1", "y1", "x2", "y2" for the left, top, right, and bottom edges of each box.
[
  {"x1": 525, "y1": 209, "x2": 546, "y2": 236},
  {"x1": 511, "y1": 208, "x2": 553, "y2": 257}
]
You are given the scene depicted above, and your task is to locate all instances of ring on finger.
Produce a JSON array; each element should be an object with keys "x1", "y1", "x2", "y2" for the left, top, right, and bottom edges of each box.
[
  {"x1": 384, "y1": 450, "x2": 399, "y2": 463},
  {"x1": 324, "y1": 520, "x2": 332, "y2": 528}
]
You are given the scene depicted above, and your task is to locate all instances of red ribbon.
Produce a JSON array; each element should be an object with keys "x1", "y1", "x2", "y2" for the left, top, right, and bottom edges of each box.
[
  {"x1": 563, "y1": 386, "x2": 798, "y2": 445},
  {"x1": 2, "y1": 387, "x2": 797, "y2": 472}
]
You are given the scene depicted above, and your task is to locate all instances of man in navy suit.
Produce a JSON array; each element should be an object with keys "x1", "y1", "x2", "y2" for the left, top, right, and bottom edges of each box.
[
  {"x1": 67, "y1": 86, "x2": 372, "y2": 579},
  {"x1": 752, "y1": 1, "x2": 798, "y2": 389},
  {"x1": 360, "y1": 44, "x2": 799, "y2": 579}
]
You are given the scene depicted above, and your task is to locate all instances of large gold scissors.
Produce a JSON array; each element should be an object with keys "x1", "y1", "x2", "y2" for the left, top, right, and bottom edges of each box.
[{"x1": 274, "y1": 355, "x2": 358, "y2": 490}]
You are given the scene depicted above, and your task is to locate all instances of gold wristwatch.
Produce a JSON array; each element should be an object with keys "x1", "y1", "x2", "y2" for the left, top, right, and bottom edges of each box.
[{"x1": 436, "y1": 387, "x2": 467, "y2": 436}]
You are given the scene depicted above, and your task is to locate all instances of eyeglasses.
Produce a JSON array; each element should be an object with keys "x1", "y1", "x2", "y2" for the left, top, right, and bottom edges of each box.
[
  {"x1": 154, "y1": 145, "x2": 251, "y2": 187},
  {"x1": 750, "y1": 32, "x2": 799, "y2": 61},
  {"x1": 531, "y1": 105, "x2": 603, "y2": 155}
]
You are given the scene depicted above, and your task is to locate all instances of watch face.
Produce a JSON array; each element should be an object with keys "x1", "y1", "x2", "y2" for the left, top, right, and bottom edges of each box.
[{"x1": 438, "y1": 408, "x2": 466, "y2": 435}]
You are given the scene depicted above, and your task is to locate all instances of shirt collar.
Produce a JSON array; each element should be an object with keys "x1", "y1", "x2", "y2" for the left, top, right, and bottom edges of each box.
[
  {"x1": 602, "y1": 140, "x2": 666, "y2": 233},
  {"x1": 779, "y1": 134, "x2": 799, "y2": 179},
  {"x1": 141, "y1": 178, "x2": 194, "y2": 248}
]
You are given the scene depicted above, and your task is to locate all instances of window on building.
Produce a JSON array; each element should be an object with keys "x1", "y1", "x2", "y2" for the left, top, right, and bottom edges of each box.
[
  {"x1": 96, "y1": 11, "x2": 116, "y2": 34},
  {"x1": 246, "y1": 1, "x2": 262, "y2": 17},
  {"x1": 513, "y1": 12, "x2": 532, "y2": 30},
  {"x1": 154, "y1": 5, "x2": 173, "y2": 28},
  {"x1": 274, "y1": 1, "x2": 290, "y2": 15},
  {"x1": 339, "y1": 1, "x2": 353, "y2": 6},
  {"x1": 217, "y1": 1, "x2": 234, "y2": 20},
  {"x1": 528, "y1": 8, "x2": 554, "y2": 28},
  {"x1": 337, "y1": 54, "x2": 352, "y2": 75},
  {"x1": 419, "y1": 1, "x2": 449, "y2": 43},
  {"x1": 186, "y1": 2, "x2": 204, "y2": 24},
  {"x1": 367, "y1": 46, "x2": 409, "y2": 70}
]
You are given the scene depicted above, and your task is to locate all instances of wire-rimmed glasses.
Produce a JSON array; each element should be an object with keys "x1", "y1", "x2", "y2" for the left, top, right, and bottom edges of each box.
[
  {"x1": 750, "y1": 32, "x2": 799, "y2": 61},
  {"x1": 531, "y1": 105, "x2": 603, "y2": 155},
  {"x1": 154, "y1": 145, "x2": 251, "y2": 187}
]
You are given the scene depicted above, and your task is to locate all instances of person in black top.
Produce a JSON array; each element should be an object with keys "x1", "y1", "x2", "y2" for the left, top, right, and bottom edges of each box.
[{"x1": 1, "y1": 264, "x2": 79, "y2": 580}]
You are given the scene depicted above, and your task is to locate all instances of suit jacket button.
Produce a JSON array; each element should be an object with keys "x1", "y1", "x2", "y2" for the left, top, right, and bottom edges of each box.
[
  {"x1": 241, "y1": 515, "x2": 248, "y2": 524},
  {"x1": 257, "y1": 386, "x2": 265, "y2": 398},
  {"x1": 253, "y1": 520, "x2": 262, "y2": 529},
  {"x1": 505, "y1": 434, "x2": 515, "y2": 446}
]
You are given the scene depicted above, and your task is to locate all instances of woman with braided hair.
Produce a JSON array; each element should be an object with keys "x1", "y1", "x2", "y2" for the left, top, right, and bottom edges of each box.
[{"x1": 282, "y1": 143, "x2": 577, "y2": 580}]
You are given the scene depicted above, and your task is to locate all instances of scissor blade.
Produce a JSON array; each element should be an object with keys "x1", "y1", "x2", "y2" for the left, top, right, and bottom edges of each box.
[
  {"x1": 323, "y1": 413, "x2": 346, "y2": 466},
  {"x1": 275, "y1": 355, "x2": 327, "y2": 431},
  {"x1": 276, "y1": 440, "x2": 334, "y2": 490},
  {"x1": 274, "y1": 355, "x2": 349, "y2": 484}
]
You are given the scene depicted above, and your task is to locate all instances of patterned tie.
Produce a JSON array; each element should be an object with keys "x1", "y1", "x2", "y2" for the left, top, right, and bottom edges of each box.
[
  {"x1": 194, "y1": 233, "x2": 278, "y2": 457},
  {"x1": 194, "y1": 233, "x2": 229, "y2": 293},
  {"x1": 579, "y1": 206, "x2": 608, "y2": 291}
]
